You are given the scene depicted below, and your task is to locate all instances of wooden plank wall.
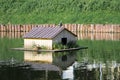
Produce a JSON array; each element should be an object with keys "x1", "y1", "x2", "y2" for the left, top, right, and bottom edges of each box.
[{"x1": 0, "y1": 24, "x2": 120, "y2": 34}]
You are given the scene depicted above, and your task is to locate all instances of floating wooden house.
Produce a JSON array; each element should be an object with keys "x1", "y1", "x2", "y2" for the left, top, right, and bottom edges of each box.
[{"x1": 23, "y1": 27, "x2": 77, "y2": 49}]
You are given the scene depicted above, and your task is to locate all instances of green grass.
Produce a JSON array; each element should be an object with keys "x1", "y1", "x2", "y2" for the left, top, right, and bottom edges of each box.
[
  {"x1": 77, "y1": 40, "x2": 120, "y2": 63},
  {"x1": 0, "y1": 0, "x2": 120, "y2": 24},
  {"x1": 0, "y1": 38, "x2": 24, "y2": 61}
]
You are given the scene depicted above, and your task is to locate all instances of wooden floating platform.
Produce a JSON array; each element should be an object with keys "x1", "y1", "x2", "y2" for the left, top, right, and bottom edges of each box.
[{"x1": 11, "y1": 47, "x2": 88, "y2": 52}]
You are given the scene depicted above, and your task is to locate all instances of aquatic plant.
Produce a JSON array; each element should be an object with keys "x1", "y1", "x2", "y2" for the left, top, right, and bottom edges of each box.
[
  {"x1": 32, "y1": 44, "x2": 47, "y2": 50},
  {"x1": 0, "y1": 38, "x2": 24, "y2": 61},
  {"x1": 52, "y1": 41, "x2": 79, "y2": 49},
  {"x1": 77, "y1": 40, "x2": 120, "y2": 63}
]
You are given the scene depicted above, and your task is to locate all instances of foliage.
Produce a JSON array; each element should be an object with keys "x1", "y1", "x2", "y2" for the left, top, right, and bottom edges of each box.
[
  {"x1": 53, "y1": 43, "x2": 64, "y2": 49},
  {"x1": 32, "y1": 44, "x2": 47, "y2": 50},
  {"x1": 0, "y1": 0, "x2": 120, "y2": 24},
  {"x1": 52, "y1": 41, "x2": 79, "y2": 49}
]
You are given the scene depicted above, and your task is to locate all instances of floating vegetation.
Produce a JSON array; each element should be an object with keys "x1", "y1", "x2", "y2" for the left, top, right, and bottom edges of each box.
[{"x1": 53, "y1": 41, "x2": 79, "y2": 49}]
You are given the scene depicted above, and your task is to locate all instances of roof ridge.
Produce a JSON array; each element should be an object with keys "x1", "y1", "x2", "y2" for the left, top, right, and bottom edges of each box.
[{"x1": 23, "y1": 27, "x2": 76, "y2": 39}]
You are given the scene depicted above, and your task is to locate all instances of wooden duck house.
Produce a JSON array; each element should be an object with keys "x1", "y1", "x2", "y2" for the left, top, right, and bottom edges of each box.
[{"x1": 23, "y1": 26, "x2": 77, "y2": 49}]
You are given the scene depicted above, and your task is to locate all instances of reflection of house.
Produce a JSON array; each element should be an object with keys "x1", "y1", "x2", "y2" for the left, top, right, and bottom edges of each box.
[
  {"x1": 23, "y1": 27, "x2": 77, "y2": 49},
  {"x1": 24, "y1": 51, "x2": 76, "y2": 69},
  {"x1": 24, "y1": 51, "x2": 53, "y2": 63},
  {"x1": 24, "y1": 52, "x2": 76, "y2": 79},
  {"x1": 53, "y1": 52, "x2": 76, "y2": 69}
]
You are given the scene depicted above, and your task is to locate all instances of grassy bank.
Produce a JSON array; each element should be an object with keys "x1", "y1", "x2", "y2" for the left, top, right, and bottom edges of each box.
[
  {"x1": 5, "y1": 11, "x2": 120, "y2": 24},
  {"x1": 0, "y1": 0, "x2": 120, "y2": 24}
]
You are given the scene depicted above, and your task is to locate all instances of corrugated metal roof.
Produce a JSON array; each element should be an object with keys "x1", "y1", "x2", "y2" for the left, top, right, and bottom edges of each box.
[{"x1": 23, "y1": 26, "x2": 77, "y2": 39}]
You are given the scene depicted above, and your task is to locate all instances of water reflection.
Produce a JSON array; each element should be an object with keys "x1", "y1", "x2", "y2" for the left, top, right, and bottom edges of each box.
[
  {"x1": 24, "y1": 51, "x2": 53, "y2": 63},
  {"x1": 74, "y1": 61, "x2": 120, "y2": 80},
  {"x1": 77, "y1": 32, "x2": 120, "y2": 40},
  {"x1": 0, "y1": 61, "x2": 61, "y2": 80},
  {"x1": 24, "y1": 51, "x2": 120, "y2": 80},
  {"x1": 0, "y1": 32, "x2": 120, "y2": 40},
  {"x1": 0, "y1": 61, "x2": 31, "y2": 80},
  {"x1": 24, "y1": 51, "x2": 76, "y2": 70},
  {"x1": 0, "y1": 32, "x2": 26, "y2": 38},
  {"x1": 0, "y1": 51, "x2": 120, "y2": 80}
]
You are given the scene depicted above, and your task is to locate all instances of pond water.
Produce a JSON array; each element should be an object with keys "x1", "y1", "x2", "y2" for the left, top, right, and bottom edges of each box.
[
  {"x1": 0, "y1": 51, "x2": 120, "y2": 80},
  {"x1": 0, "y1": 32, "x2": 120, "y2": 80}
]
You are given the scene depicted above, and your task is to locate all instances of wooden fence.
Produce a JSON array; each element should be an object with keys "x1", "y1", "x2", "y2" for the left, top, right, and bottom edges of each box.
[
  {"x1": 0, "y1": 24, "x2": 120, "y2": 34},
  {"x1": 0, "y1": 24, "x2": 120, "y2": 40}
]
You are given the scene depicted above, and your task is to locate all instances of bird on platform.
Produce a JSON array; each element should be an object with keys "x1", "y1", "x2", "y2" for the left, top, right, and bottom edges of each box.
[{"x1": 58, "y1": 21, "x2": 62, "y2": 27}]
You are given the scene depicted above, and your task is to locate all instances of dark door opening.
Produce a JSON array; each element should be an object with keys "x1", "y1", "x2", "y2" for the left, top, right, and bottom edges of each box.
[
  {"x1": 61, "y1": 38, "x2": 67, "y2": 45},
  {"x1": 61, "y1": 55, "x2": 67, "y2": 61}
]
